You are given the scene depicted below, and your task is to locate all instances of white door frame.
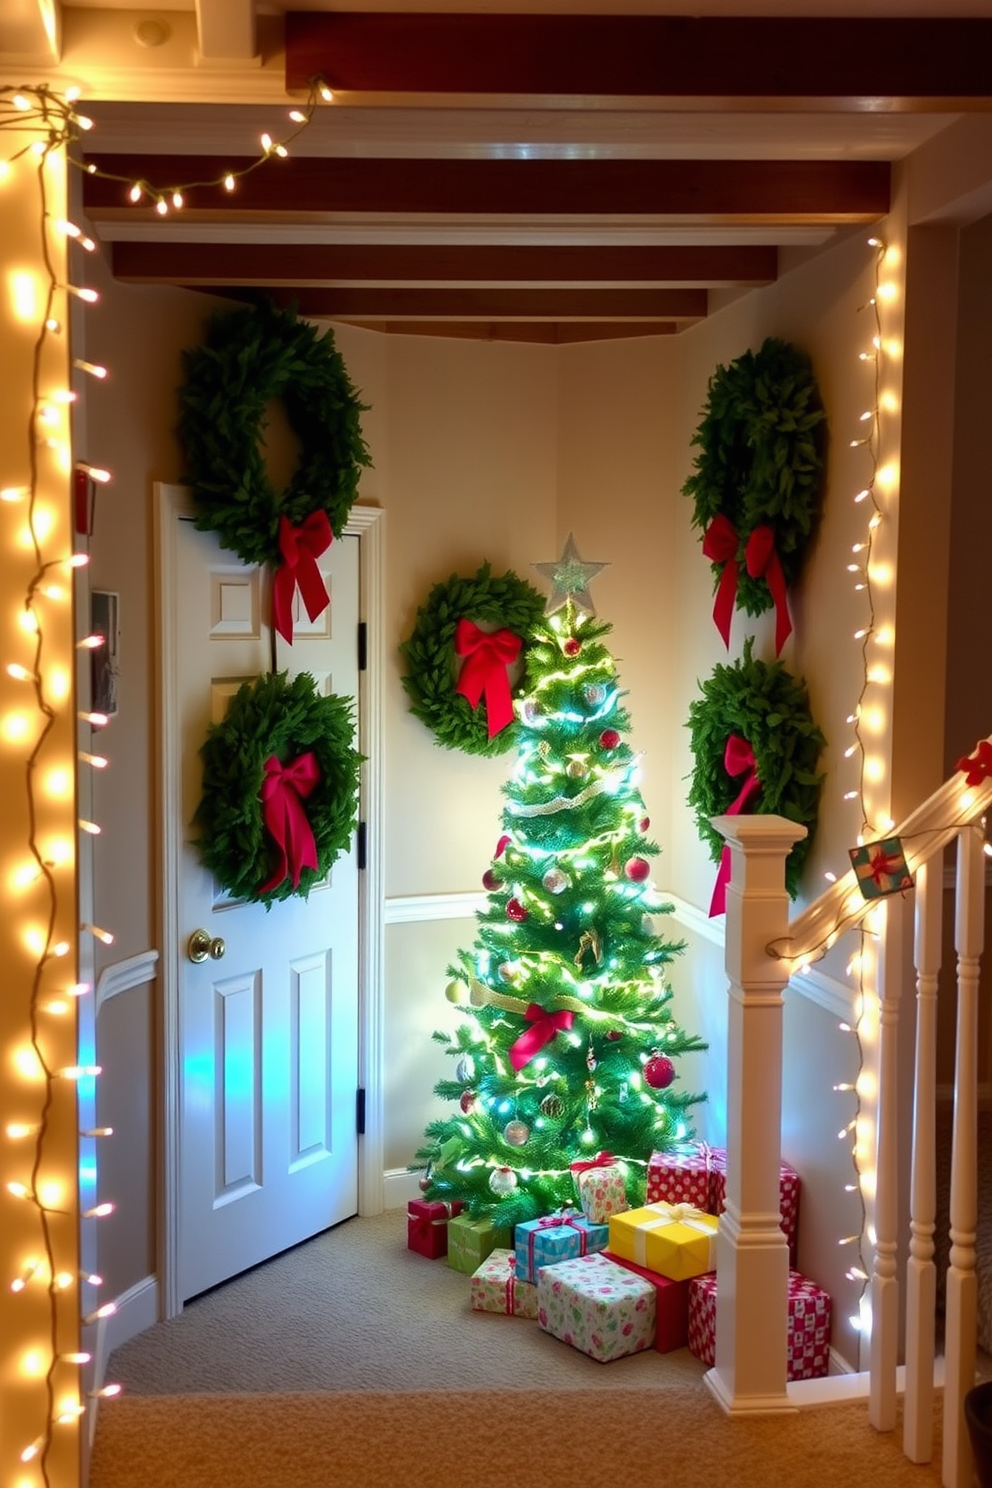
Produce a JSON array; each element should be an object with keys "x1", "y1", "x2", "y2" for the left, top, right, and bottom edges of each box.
[{"x1": 154, "y1": 483, "x2": 385, "y2": 1319}]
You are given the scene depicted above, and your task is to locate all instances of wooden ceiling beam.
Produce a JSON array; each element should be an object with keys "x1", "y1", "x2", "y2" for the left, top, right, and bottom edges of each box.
[
  {"x1": 285, "y1": 13, "x2": 992, "y2": 108},
  {"x1": 204, "y1": 286, "x2": 707, "y2": 322},
  {"x1": 82, "y1": 156, "x2": 888, "y2": 223},
  {"x1": 110, "y1": 241, "x2": 777, "y2": 287}
]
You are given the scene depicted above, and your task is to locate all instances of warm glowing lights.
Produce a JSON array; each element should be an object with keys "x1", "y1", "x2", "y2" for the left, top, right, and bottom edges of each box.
[
  {"x1": 44, "y1": 765, "x2": 72, "y2": 798},
  {"x1": 1, "y1": 712, "x2": 32, "y2": 743}
]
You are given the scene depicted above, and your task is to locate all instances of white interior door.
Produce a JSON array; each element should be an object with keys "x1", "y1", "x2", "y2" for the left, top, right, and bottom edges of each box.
[{"x1": 174, "y1": 510, "x2": 360, "y2": 1301}]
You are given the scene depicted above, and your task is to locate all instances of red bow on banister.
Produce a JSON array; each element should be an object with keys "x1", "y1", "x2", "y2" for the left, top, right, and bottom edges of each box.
[
  {"x1": 701, "y1": 514, "x2": 740, "y2": 649},
  {"x1": 258, "y1": 751, "x2": 320, "y2": 893},
  {"x1": 957, "y1": 740, "x2": 992, "y2": 788},
  {"x1": 708, "y1": 734, "x2": 762, "y2": 919},
  {"x1": 745, "y1": 523, "x2": 792, "y2": 656},
  {"x1": 454, "y1": 618, "x2": 522, "y2": 738},
  {"x1": 272, "y1": 511, "x2": 333, "y2": 645},
  {"x1": 508, "y1": 1003, "x2": 574, "y2": 1072}
]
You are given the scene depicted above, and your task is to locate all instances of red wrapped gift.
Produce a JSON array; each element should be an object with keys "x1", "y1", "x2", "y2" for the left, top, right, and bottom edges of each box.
[
  {"x1": 407, "y1": 1198, "x2": 464, "y2": 1259},
  {"x1": 603, "y1": 1250, "x2": 689, "y2": 1353},
  {"x1": 646, "y1": 1143, "x2": 713, "y2": 1210},
  {"x1": 707, "y1": 1149, "x2": 801, "y2": 1266},
  {"x1": 687, "y1": 1268, "x2": 831, "y2": 1380}
]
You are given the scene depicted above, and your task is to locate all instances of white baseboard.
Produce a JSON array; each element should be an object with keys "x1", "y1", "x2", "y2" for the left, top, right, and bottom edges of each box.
[
  {"x1": 384, "y1": 1166, "x2": 425, "y2": 1210},
  {"x1": 90, "y1": 1274, "x2": 159, "y2": 1444}
]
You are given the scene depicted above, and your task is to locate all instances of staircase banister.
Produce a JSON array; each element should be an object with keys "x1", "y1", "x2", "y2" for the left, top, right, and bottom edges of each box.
[{"x1": 767, "y1": 737, "x2": 992, "y2": 967}]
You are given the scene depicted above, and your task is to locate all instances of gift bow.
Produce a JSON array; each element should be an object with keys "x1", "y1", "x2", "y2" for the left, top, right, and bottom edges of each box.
[
  {"x1": 454, "y1": 618, "x2": 522, "y2": 738},
  {"x1": 701, "y1": 515, "x2": 792, "y2": 656},
  {"x1": 528, "y1": 1210, "x2": 588, "y2": 1273},
  {"x1": 708, "y1": 734, "x2": 762, "y2": 918},
  {"x1": 407, "y1": 1202, "x2": 455, "y2": 1237},
  {"x1": 258, "y1": 750, "x2": 320, "y2": 892},
  {"x1": 272, "y1": 511, "x2": 333, "y2": 645},
  {"x1": 869, "y1": 846, "x2": 904, "y2": 885},
  {"x1": 957, "y1": 739, "x2": 992, "y2": 787},
  {"x1": 508, "y1": 1003, "x2": 574, "y2": 1072},
  {"x1": 631, "y1": 1202, "x2": 717, "y2": 1267},
  {"x1": 569, "y1": 1151, "x2": 616, "y2": 1177}
]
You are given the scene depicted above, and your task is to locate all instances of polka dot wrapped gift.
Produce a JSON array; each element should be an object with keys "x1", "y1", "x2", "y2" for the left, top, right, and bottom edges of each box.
[
  {"x1": 687, "y1": 1268, "x2": 831, "y2": 1380},
  {"x1": 537, "y1": 1252, "x2": 656, "y2": 1363}
]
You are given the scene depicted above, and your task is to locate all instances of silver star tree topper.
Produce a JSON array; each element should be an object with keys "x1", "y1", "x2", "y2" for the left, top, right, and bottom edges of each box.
[{"x1": 533, "y1": 532, "x2": 609, "y2": 616}]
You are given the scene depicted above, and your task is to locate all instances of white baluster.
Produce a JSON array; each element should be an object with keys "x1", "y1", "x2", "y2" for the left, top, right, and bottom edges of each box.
[
  {"x1": 706, "y1": 812, "x2": 806, "y2": 1416},
  {"x1": 870, "y1": 893, "x2": 904, "y2": 1432},
  {"x1": 942, "y1": 822, "x2": 984, "y2": 1488},
  {"x1": 904, "y1": 857, "x2": 942, "y2": 1462}
]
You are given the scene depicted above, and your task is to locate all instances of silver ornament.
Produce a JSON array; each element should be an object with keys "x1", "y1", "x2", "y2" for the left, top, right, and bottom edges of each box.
[
  {"x1": 455, "y1": 1056, "x2": 474, "y2": 1083},
  {"x1": 542, "y1": 867, "x2": 569, "y2": 894},
  {"x1": 503, "y1": 1119, "x2": 530, "y2": 1147},
  {"x1": 583, "y1": 683, "x2": 606, "y2": 707},
  {"x1": 489, "y1": 1166, "x2": 519, "y2": 1196}
]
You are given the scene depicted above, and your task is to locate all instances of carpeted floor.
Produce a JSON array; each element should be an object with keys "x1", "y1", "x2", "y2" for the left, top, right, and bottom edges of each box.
[{"x1": 90, "y1": 1210, "x2": 958, "y2": 1488}]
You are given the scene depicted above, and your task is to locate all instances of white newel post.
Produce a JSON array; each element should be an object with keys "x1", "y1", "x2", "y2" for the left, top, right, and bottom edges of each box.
[{"x1": 705, "y1": 813, "x2": 807, "y2": 1416}]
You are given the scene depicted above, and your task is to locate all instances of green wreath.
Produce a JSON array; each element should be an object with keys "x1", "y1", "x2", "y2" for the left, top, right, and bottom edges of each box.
[
  {"x1": 682, "y1": 337, "x2": 827, "y2": 627},
  {"x1": 177, "y1": 299, "x2": 371, "y2": 567},
  {"x1": 193, "y1": 671, "x2": 363, "y2": 905},
  {"x1": 399, "y1": 563, "x2": 547, "y2": 756},
  {"x1": 686, "y1": 639, "x2": 826, "y2": 899}
]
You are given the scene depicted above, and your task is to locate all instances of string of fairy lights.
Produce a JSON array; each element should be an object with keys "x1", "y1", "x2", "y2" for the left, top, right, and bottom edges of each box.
[{"x1": 0, "y1": 77, "x2": 334, "y2": 1488}]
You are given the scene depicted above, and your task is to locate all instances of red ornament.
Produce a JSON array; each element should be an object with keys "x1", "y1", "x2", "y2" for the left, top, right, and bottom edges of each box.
[
  {"x1": 605, "y1": 1030, "x2": 622, "y2": 1042},
  {"x1": 459, "y1": 1089, "x2": 477, "y2": 1113},
  {"x1": 644, "y1": 1053, "x2": 675, "y2": 1090},
  {"x1": 506, "y1": 898, "x2": 528, "y2": 922},
  {"x1": 482, "y1": 869, "x2": 502, "y2": 891},
  {"x1": 639, "y1": 816, "x2": 650, "y2": 832},
  {"x1": 599, "y1": 728, "x2": 620, "y2": 750},
  {"x1": 563, "y1": 637, "x2": 581, "y2": 657},
  {"x1": 494, "y1": 834, "x2": 511, "y2": 858},
  {"x1": 624, "y1": 856, "x2": 650, "y2": 882}
]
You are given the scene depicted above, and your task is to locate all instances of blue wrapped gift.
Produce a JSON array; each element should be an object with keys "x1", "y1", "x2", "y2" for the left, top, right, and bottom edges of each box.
[{"x1": 514, "y1": 1209, "x2": 609, "y2": 1283}]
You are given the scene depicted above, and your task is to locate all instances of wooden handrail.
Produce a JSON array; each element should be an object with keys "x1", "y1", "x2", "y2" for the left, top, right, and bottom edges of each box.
[{"x1": 767, "y1": 736, "x2": 992, "y2": 966}]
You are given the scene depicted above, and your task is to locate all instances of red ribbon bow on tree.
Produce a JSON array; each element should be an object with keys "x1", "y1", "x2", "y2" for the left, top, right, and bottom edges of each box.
[
  {"x1": 258, "y1": 750, "x2": 320, "y2": 893},
  {"x1": 508, "y1": 1003, "x2": 575, "y2": 1072},
  {"x1": 701, "y1": 516, "x2": 792, "y2": 655},
  {"x1": 708, "y1": 734, "x2": 762, "y2": 918},
  {"x1": 454, "y1": 618, "x2": 522, "y2": 738},
  {"x1": 956, "y1": 740, "x2": 992, "y2": 788},
  {"x1": 272, "y1": 511, "x2": 333, "y2": 645}
]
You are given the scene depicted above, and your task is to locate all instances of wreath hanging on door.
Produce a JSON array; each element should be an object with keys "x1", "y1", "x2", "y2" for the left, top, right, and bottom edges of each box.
[
  {"x1": 177, "y1": 299, "x2": 371, "y2": 642},
  {"x1": 193, "y1": 670, "x2": 363, "y2": 906},
  {"x1": 686, "y1": 639, "x2": 825, "y2": 908},
  {"x1": 682, "y1": 337, "x2": 827, "y2": 654},
  {"x1": 399, "y1": 563, "x2": 547, "y2": 756}
]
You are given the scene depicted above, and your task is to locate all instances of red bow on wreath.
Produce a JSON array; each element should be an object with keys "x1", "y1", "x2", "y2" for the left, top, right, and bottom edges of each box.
[
  {"x1": 702, "y1": 515, "x2": 792, "y2": 656},
  {"x1": 258, "y1": 751, "x2": 320, "y2": 892},
  {"x1": 957, "y1": 740, "x2": 992, "y2": 788},
  {"x1": 272, "y1": 511, "x2": 333, "y2": 645},
  {"x1": 709, "y1": 734, "x2": 762, "y2": 918},
  {"x1": 454, "y1": 618, "x2": 522, "y2": 738}
]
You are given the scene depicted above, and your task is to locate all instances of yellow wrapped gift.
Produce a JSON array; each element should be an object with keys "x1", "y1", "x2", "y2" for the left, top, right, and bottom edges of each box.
[{"x1": 608, "y1": 1201, "x2": 719, "y2": 1281}]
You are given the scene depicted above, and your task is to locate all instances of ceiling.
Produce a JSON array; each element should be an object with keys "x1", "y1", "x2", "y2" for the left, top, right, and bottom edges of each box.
[{"x1": 5, "y1": 3, "x2": 992, "y2": 341}]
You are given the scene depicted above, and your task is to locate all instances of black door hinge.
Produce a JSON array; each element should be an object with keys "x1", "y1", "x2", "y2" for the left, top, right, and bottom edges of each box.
[
  {"x1": 357, "y1": 820, "x2": 367, "y2": 870},
  {"x1": 357, "y1": 622, "x2": 367, "y2": 671},
  {"x1": 356, "y1": 1087, "x2": 366, "y2": 1136}
]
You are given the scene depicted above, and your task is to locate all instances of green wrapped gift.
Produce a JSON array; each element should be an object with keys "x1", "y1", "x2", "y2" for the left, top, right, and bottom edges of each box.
[{"x1": 447, "y1": 1214, "x2": 512, "y2": 1275}]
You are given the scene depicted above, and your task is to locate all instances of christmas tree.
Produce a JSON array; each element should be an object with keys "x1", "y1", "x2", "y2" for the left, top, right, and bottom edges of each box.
[{"x1": 415, "y1": 536, "x2": 707, "y2": 1228}]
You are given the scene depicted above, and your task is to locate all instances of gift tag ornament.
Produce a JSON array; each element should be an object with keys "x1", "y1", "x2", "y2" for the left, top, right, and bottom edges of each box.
[
  {"x1": 644, "y1": 1052, "x2": 676, "y2": 1090},
  {"x1": 489, "y1": 1165, "x2": 519, "y2": 1195}
]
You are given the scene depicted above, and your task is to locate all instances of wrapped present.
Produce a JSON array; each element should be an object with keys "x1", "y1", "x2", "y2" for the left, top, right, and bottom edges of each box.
[
  {"x1": 406, "y1": 1198, "x2": 464, "y2": 1260},
  {"x1": 646, "y1": 1143, "x2": 714, "y2": 1210},
  {"x1": 849, "y1": 836, "x2": 913, "y2": 901},
  {"x1": 707, "y1": 1149, "x2": 801, "y2": 1267},
  {"x1": 537, "y1": 1252, "x2": 656, "y2": 1363},
  {"x1": 608, "y1": 1201, "x2": 718, "y2": 1282},
  {"x1": 514, "y1": 1209, "x2": 609, "y2": 1283},
  {"x1": 447, "y1": 1214, "x2": 512, "y2": 1275},
  {"x1": 470, "y1": 1248, "x2": 539, "y2": 1319},
  {"x1": 602, "y1": 1251, "x2": 689, "y2": 1353},
  {"x1": 570, "y1": 1152, "x2": 628, "y2": 1225},
  {"x1": 687, "y1": 1268, "x2": 831, "y2": 1380}
]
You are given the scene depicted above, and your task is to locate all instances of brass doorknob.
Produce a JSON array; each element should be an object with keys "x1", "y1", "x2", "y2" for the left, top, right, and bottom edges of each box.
[{"x1": 187, "y1": 929, "x2": 226, "y2": 963}]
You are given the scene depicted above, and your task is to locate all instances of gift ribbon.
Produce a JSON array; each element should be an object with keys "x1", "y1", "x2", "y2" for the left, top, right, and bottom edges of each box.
[
  {"x1": 869, "y1": 846, "x2": 904, "y2": 885},
  {"x1": 508, "y1": 1003, "x2": 575, "y2": 1072},
  {"x1": 569, "y1": 1151, "x2": 616, "y2": 1178},
  {"x1": 708, "y1": 735, "x2": 762, "y2": 918},
  {"x1": 956, "y1": 739, "x2": 992, "y2": 787},
  {"x1": 454, "y1": 618, "x2": 522, "y2": 738},
  {"x1": 527, "y1": 1211, "x2": 588, "y2": 1277},
  {"x1": 745, "y1": 523, "x2": 792, "y2": 656},
  {"x1": 272, "y1": 510, "x2": 333, "y2": 645},
  {"x1": 258, "y1": 751, "x2": 320, "y2": 892},
  {"x1": 701, "y1": 513, "x2": 740, "y2": 649},
  {"x1": 627, "y1": 1202, "x2": 717, "y2": 1268},
  {"x1": 407, "y1": 1202, "x2": 455, "y2": 1237}
]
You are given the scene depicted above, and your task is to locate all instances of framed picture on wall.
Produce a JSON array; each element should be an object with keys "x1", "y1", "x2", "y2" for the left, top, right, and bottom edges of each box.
[{"x1": 91, "y1": 589, "x2": 120, "y2": 719}]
